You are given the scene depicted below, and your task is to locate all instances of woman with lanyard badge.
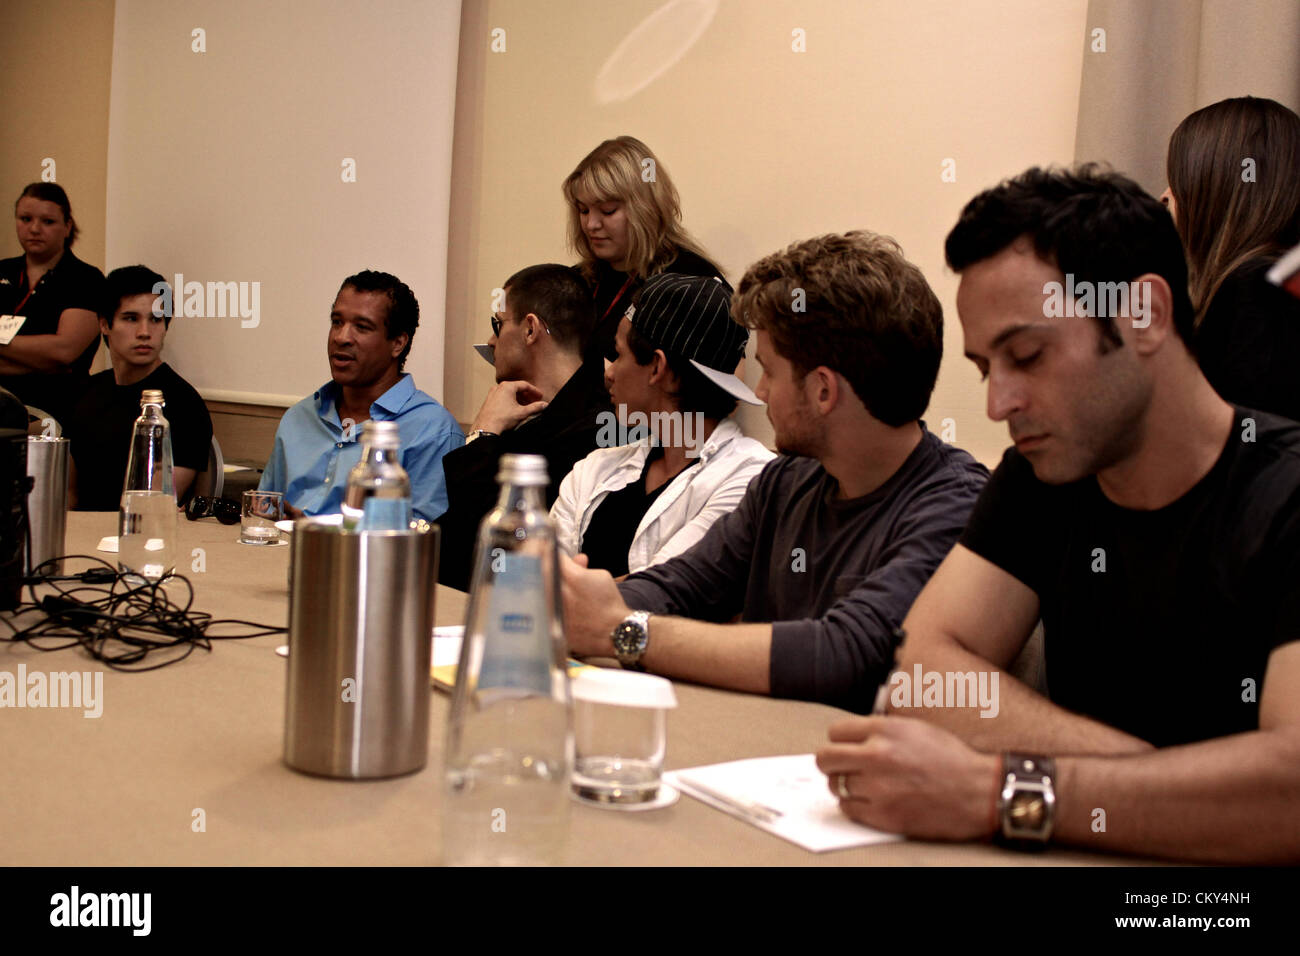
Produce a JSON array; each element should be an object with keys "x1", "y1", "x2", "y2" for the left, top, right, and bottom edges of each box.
[
  {"x1": 563, "y1": 136, "x2": 727, "y2": 366},
  {"x1": 0, "y1": 183, "x2": 105, "y2": 425}
]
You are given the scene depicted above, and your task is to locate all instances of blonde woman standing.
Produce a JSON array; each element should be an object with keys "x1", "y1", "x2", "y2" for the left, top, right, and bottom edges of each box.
[{"x1": 563, "y1": 136, "x2": 725, "y2": 363}]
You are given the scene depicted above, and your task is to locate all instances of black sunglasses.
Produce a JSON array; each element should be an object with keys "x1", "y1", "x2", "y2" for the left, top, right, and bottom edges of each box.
[
  {"x1": 491, "y1": 313, "x2": 551, "y2": 337},
  {"x1": 185, "y1": 495, "x2": 241, "y2": 525}
]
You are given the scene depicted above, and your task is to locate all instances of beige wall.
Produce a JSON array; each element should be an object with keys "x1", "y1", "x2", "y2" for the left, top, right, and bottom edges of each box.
[
  {"x1": 105, "y1": 0, "x2": 462, "y2": 407},
  {"x1": 447, "y1": 0, "x2": 1089, "y2": 467},
  {"x1": 0, "y1": 0, "x2": 115, "y2": 272},
  {"x1": 1076, "y1": 0, "x2": 1300, "y2": 197}
]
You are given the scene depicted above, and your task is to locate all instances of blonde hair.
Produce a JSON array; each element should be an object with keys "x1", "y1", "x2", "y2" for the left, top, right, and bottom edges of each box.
[
  {"x1": 562, "y1": 136, "x2": 714, "y2": 281},
  {"x1": 1166, "y1": 96, "x2": 1300, "y2": 326}
]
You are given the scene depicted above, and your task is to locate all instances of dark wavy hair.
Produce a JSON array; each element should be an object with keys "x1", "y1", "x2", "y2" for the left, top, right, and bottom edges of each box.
[{"x1": 339, "y1": 270, "x2": 419, "y2": 371}]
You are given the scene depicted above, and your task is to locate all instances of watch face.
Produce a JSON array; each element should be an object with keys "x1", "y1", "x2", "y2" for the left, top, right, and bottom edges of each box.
[
  {"x1": 1009, "y1": 793, "x2": 1046, "y2": 830},
  {"x1": 613, "y1": 618, "x2": 647, "y2": 660}
]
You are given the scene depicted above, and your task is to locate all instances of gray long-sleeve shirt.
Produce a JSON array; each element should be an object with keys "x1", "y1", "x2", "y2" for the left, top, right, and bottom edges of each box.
[{"x1": 617, "y1": 428, "x2": 988, "y2": 712}]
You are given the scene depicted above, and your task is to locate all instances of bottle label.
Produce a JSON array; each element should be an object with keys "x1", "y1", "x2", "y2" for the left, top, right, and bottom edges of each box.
[
  {"x1": 359, "y1": 496, "x2": 412, "y2": 531},
  {"x1": 477, "y1": 552, "x2": 553, "y2": 698}
]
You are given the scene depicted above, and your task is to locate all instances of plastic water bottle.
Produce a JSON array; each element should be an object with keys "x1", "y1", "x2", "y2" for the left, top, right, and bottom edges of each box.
[
  {"x1": 443, "y1": 453, "x2": 573, "y2": 866},
  {"x1": 341, "y1": 421, "x2": 412, "y2": 530},
  {"x1": 118, "y1": 389, "x2": 176, "y2": 582}
]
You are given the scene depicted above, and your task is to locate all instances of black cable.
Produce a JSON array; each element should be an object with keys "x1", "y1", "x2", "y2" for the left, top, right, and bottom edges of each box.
[{"x1": 1, "y1": 554, "x2": 287, "y2": 671}]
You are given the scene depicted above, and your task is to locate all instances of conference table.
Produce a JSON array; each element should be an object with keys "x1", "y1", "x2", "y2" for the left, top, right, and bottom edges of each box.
[{"x1": 1, "y1": 513, "x2": 1139, "y2": 867}]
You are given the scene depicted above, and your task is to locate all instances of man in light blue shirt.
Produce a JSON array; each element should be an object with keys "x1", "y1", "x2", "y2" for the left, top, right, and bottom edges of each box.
[{"x1": 260, "y1": 271, "x2": 464, "y2": 521}]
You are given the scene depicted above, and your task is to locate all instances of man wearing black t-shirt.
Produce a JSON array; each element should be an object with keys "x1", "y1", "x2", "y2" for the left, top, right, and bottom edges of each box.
[
  {"x1": 64, "y1": 266, "x2": 212, "y2": 510},
  {"x1": 816, "y1": 166, "x2": 1300, "y2": 863}
]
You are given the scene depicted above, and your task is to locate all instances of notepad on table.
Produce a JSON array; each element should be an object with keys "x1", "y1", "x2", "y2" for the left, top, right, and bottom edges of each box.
[{"x1": 665, "y1": 753, "x2": 903, "y2": 853}]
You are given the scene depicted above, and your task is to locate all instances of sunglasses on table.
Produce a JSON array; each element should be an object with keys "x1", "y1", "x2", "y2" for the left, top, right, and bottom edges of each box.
[{"x1": 185, "y1": 495, "x2": 241, "y2": 525}]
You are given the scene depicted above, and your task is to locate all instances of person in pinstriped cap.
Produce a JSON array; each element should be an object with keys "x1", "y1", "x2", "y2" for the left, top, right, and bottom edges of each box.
[{"x1": 551, "y1": 273, "x2": 774, "y2": 577}]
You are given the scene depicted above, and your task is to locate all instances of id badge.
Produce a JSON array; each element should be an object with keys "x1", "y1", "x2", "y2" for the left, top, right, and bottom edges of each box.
[{"x1": 0, "y1": 315, "x2": 27, "y2": 345}]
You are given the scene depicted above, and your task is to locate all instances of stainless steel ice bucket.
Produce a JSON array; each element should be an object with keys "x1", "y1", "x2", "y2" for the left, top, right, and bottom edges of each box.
[{"x1": 283, "y1": 520, "x2": 438, "y2": 778}]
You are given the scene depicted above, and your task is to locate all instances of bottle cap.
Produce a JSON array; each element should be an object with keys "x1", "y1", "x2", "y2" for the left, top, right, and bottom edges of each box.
[
  {"x1": 359, "y1": 420, "x2": 400, "y2": 449},
  {"x1": 140, "y1": 389, "x2": 165, "y2": 406},
  {"x1": 497, "y1": 453, "x2": 548, "y2": 486}
]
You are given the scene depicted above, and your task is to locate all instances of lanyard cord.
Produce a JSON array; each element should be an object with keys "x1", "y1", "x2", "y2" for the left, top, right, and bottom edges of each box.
[
  {"x1": 11, "y1": 266, "x2": 36, "y2": 315},
  {"x1": 599, "y1": 273, "x2": 637, "y2": 323}
]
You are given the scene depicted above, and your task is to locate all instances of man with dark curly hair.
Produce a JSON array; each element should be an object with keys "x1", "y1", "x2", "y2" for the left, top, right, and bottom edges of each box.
[{"x1": 260, "y1": 270, "x2": 463, "y2": 521}]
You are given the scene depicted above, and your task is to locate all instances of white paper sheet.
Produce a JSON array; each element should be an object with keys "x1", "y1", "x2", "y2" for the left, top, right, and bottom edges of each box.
[
  {"x1": 432, "y1": 625, "x2": 464, "y2": 668},
  {"x1": 665, "y1": 753, "x2": 903, "y2": 853}
]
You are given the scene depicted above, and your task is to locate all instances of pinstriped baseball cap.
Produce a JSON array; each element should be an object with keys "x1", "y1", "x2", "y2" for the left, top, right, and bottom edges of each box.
[{"x1": 625, "y1": 273, "x2": 762, "y2": 405}]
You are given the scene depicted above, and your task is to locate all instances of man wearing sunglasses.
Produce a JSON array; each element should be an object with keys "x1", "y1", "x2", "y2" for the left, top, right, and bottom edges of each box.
[{"x1": 436, "y1": 263, "x2": 610, "y2": 589}]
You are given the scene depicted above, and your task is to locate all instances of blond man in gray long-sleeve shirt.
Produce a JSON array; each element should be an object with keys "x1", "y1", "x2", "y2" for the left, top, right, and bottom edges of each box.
[{"x1": 561, "y1": 231, "x2": 988, "y2": 710}]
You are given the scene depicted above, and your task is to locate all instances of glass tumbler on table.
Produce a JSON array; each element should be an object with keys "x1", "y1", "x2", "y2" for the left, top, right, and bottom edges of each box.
[{"x1": 241, "y1": 490, "x2": 284, "y2": 545}]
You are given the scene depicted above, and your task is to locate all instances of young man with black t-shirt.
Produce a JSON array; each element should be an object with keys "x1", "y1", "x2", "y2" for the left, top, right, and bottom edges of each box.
[
  {"x1": 815, "y1": 166, "x2": 1300, "y2": 863},
  {"x1": 64, "y1": 266, "x2": 212, "y2": 510}
]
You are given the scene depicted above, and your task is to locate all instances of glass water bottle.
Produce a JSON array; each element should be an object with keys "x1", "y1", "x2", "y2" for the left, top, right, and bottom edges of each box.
[
  {"x1": 118, "y1": 389, "x2": 176, "y2": 582},
  {"x1": 442, "y1": 453, "x2": 573, "y2": 865},
  {"x1": 341, "y1": 420, "x2": 412, "y2": 531}
]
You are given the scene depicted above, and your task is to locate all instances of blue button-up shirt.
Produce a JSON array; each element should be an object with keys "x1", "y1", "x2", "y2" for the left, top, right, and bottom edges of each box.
[{"x1": 259, "y1": 374, "x2": 464, "y2": 521}]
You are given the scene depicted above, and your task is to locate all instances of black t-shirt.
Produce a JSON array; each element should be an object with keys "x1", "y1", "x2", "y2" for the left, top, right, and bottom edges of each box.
[
  {"x1": 583, "y1": 249, "x2": 727, "y2": 365},
  {"x1": 1196, "y1": 257, "x2": 1300, "y2": 423},
  {"x1": 0, "y1": 251, "x2": 105, "y2": 422},
  {"x1": 960, "y1": 408, "x2": 1300, "y2": 747},
  {"x1": 581, "y1": 446, "x2": 698, "y2": 577},
  {"x1": 63, "y1": 363, "x2": 214, "y2": 511}
]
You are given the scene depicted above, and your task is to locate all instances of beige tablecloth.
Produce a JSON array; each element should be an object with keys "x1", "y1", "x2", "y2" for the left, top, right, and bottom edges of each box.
[{"x1": 0, "y1": 512, "x2": 1137, "y2": 866}]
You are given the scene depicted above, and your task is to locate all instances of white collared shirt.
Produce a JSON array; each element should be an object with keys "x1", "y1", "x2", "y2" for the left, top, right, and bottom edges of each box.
[{"x1": 550, "y1": 417, "x2": 775, "y2": 574}]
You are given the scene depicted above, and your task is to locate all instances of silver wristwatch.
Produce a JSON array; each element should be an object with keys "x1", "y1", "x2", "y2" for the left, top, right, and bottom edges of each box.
[
  {"x1": 997, "y1": 753, "x2": 1057, "y2": 848},
  {"x1": 611, "y1": 610, "x2": 651, "y2": 671}
]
